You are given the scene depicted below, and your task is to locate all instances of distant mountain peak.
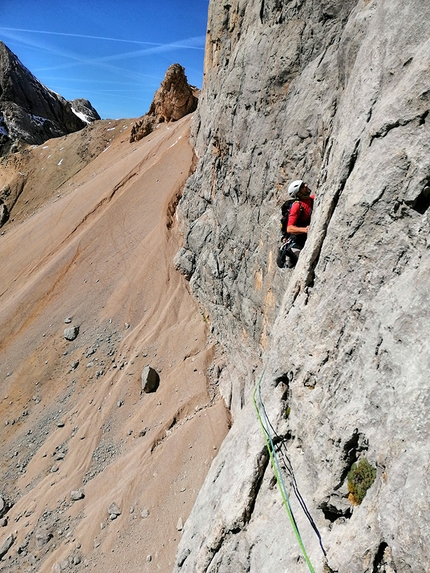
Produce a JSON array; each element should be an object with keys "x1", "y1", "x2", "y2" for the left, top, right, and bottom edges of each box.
[
  {"x1": 70, "y1": 98, "x2": 101, "y2": 124},
  {"x1": 0, "y1": 41, "x2": 100, "y2": 156}
]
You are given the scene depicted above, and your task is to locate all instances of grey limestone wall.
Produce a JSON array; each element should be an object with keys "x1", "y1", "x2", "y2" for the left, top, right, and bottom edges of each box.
[{"x1": 174, "y1": 0, "x2": 430, "y2": 571}]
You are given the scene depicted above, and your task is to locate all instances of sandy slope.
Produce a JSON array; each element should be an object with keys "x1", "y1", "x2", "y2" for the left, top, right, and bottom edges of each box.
[{"x1": 0, "y1": 116, "x2": 229, "y2": 572}]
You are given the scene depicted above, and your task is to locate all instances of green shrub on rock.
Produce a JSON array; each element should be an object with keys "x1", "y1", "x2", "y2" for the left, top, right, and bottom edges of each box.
[{"x1": 347, "y1": 458, "x2": 376, "y2": 505}]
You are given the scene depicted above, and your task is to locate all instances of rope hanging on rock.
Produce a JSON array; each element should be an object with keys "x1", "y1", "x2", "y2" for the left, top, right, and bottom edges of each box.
[
  {"x1": 253, "y1": 370, "x2": 316, "y2": 573},
  {"x1": 258, "y1": 385, "x2": 327, "y2": 559}
]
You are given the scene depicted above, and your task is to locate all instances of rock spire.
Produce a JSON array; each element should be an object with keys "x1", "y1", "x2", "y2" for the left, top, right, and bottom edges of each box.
[{"x1": 130, "y1": 63, "x2": 198, "y2": 142}]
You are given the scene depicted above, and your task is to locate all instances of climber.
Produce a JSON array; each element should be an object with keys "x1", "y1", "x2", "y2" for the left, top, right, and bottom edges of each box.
[{"x1": 277, "y1": 180, "x2": 315, "y2": 268}]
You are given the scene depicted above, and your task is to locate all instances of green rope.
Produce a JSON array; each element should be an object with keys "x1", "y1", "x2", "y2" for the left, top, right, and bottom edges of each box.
[{"x1": 252, "y1": 370, "x2": 315, "y2": 573}]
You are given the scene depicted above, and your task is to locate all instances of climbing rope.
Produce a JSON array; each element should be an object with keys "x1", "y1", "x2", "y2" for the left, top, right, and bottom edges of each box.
[
  {"x1": 253, "y1": 369, "x2": 321, "y2": 573},
  {"x1": 260, "y1": 398, "x2": 327, "y2": 558}
]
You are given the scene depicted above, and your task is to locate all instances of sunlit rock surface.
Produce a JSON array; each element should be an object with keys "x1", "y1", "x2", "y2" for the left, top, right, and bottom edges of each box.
[{"x1": 173, "y1": 0, "x2": 430, "y2": 571}]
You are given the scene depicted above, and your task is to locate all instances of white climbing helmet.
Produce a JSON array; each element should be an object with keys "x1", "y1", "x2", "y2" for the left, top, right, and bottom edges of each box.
[{"x1": 288, "y1": 179, "x2": 303, "y2": 198}]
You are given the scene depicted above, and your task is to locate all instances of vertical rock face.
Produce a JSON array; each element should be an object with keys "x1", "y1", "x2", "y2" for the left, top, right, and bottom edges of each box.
[
  {"x1": 0, "y1": 42, "x2": 98, "y2": 155},
  {"x1": 174, "y1": 0, "x2": 430, "y2": 572}
]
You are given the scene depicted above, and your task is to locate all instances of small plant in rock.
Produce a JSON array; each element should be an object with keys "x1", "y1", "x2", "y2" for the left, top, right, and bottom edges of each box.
[{"x1": 347, "y1": 457, "x2": 376, "y2": 505}]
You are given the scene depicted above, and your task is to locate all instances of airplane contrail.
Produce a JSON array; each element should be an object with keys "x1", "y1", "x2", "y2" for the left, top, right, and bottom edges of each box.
[
  {"x1": 0, "y1": 25, "x2": 205, "y2": 113},
  {"x1": 0, "y1": 27, "x2": 205, "y2": 50},
  {"x1": 0, "y1": 27, "x2": 163, "y2": 46},
  {"x1": 0, "y1": 27, "x2": 204, "y2": 79},
  {"x1": 0, "y1": 27, "x2": 205, "y2": 65}
]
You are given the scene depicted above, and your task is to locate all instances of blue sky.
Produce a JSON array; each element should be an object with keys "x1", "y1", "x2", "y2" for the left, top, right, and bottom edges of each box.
[{"x1": 0, "y1": 0, "x2": 209, "y2": 119}]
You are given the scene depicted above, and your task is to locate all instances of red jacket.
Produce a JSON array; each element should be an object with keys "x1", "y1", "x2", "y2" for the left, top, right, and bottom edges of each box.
[{"x1": 288, "y1": 195, "x2": 314, "y2": 227}]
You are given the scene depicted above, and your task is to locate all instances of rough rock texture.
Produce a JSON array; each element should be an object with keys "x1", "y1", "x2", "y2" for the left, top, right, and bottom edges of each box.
[
  {"x1": 0, "y1": 533, "x2": 14, "y2": 559},
  {"x1": 0, "y1": 200, "x2": 8, "y2": 225},
  {"x1": 0, "y1": 42, "x2": 99, "y2": 156},
  {"x1": 63, "y1": 326, "x2": 80, "y2": 341},
  {"x1": 173, "y1": 0, "x2": 430, "y2": 572},
  {"x1": 148, "y1": 63, "x2": 198, "y2": 122},
  {"x1": 141, "y1": 365, "x2": 160, "y2": 394},
  {"x1": 70, "y1": 98, "x2": 101, "y2": 123},
  {"x1": 130, "y1": 63, "x2": 198, "y2": 142}
]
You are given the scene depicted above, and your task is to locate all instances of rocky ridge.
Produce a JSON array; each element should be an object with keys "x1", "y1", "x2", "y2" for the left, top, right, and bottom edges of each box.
[
  {"x1": 0, "y1": 42, "x2": 99, "y2": 156},
  {"x1": 172, "y1": 0, "x2": 430, "y2": 572},
  {"x1": 0, "y1": 118, "x2": 128, "y2": 229}
]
